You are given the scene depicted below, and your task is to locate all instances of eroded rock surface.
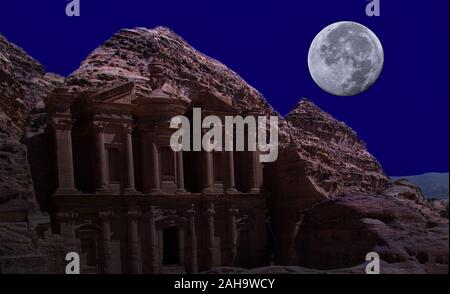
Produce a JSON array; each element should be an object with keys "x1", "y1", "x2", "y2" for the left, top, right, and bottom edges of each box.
[
  {"x1": 67, "y1": 27, "x2": 274, "y2": 114},
  {"x1": 0, "y1": 34, "x2": 64, "y2": 274},
  {"x1": 267, "y1": 99, "x2": 447, "y2": 273},
  {"x1": 0, "y1": 34, "x2": 63, "y2": 128},
  {"x1": 285, "y1": 98, "x2": 389, "y2": 196},
  {"x1": 295, "y1": 193, "x2": 448, "y2": 273}
]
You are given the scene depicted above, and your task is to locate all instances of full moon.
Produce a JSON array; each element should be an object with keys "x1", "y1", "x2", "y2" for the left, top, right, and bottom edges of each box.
[{"x1": 308, "y1": 21, "x2": 384, "y2": 96}]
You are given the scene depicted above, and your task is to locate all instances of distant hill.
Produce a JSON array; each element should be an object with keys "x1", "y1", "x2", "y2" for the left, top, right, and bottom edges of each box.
[{"x1": 391, "y1": 172, "x2": 449, "y2": 200}]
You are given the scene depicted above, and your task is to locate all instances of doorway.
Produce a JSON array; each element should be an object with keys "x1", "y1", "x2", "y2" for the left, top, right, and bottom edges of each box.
[{"x1": 162, "y1": 226, "x2": 180, "y2": 265}]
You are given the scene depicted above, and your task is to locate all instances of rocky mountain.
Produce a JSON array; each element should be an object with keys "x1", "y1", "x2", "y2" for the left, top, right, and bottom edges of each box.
[
  {"x1": 66, "y1": 27, "x2": 274, "y2": 115},
  {"x1": 267, "y1": 98, "x2": 447, "y2": 273},
  {"x1": 285, "y1": 98, "x2": 389, "y2": 196}
]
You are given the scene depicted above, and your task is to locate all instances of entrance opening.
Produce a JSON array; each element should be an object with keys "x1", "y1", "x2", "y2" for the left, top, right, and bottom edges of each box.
[
  {"x1": 76, "y1": 224, "x2": 100, "y2": 273},
  {"x1": 162, "y1": 227, "x2": 180, "y2": 265},
  {"x1": 80, "y1": 237, "x2": 98, "y2": 267}
]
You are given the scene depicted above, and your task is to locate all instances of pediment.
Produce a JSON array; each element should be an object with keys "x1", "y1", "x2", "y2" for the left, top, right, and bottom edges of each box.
[
  {"x1": 90, "y1": 82, "x2": 135, "y2": 104},
  {"x1": 189, "y1": 90, "x2": 236, "y2": 114}
]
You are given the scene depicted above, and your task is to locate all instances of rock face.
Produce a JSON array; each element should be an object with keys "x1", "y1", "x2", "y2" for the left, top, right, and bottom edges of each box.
[
  {"x1": 0, "y1": 34, "x2": 63, "y2": 128},
  {"x1": 265, "y1": 99, "x2": 396, "y2": 266},
  {"x1": 67, "y1": 27, "x2": 274, "y2": 114},
  {"x1": 267, "y1": 100, "x2": 447, "y2": 273},
  {"x1": 295, "y1": 193, "x2": 448, "y2": 273},
  {"x1": 0, "y1": 27, "x2": 447, "y2": 274},
  {"x1": 285, "y1": 98, "x2": 389, "y2": 196},
  {"x1": 0, "y1": 34, "x2": 64, "y2": 273},
  {"x1": 430, "y1": 199, "x2": 448, "y2": 218}
]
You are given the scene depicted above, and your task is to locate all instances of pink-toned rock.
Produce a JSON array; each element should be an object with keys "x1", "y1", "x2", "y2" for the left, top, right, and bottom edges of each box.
[
  {"x1": 266, "y1": 99, "x2": 447, "y2": 273},
  {"x1": 285, "y1": 98, "x2": 389, "y2": 196},
  {"x1": 67, "y1": 27, "x2": 274, "y2": 115},
  {"x1": 0, "y1": 34, "x2": 63, "y2": 128},
  {"x1": 0, "y1": 34, "x2": 64, "y2": 273},
  {"x1": 294, "y1": 193, "x2": 448, "y2": 273}
]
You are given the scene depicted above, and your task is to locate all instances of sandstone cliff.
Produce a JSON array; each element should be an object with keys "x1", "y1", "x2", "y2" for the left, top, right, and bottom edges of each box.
[
  {"x1": 0, "y1": 34, "x2": 63, "y2": 129},
  {"x1": 285, "y1": 98, "x2": 389, "y2": 196},
  {"x1": 268, "y1": 98, "x2": 447, "y2": 273},
  {"x1": 66, "y1": 27, "x2": 274, "y2": 115},
  {"x1": 0, "y1": 33, "x2": 64, "y2": 273}
]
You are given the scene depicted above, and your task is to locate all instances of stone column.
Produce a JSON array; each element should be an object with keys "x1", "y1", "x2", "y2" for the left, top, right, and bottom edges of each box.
[
  {"x1": 149, "y1": 207, "x2": 159, "y2": 273},
  {"x1": 94, "y1": 122, "x2": 109, "y2": 193},
  {"x1": 206, "y1": 203, "x2": 218, "y2": 268},
  {"x1": 99, "y1": 210, "x2": 114, "y2": 274},
  {"x1": 151, "y1": 141, "x2": 162, "y2": 193},
  {"x1": 127, "y1": 209, "x2": 141, "y2": 274},
  {"x1": 225, "y1": 151, "x2": 237, "y2": 193},
  {"x1": 52, "y1": 115, "x2": 78, "y2": 194},
  {"x1": 140, "y1": 131, "x2": 150, "y2": 193},
  {"x1": 176, "y1": 151, "x2": 187, "y2": 193},
  {"x1": 123, "y1": 125, "x2": 137, "y2": 194},
  {"x1": 186, "y1": 206, "x2": 198, "y2": 273},
  {"x1": 228, "y1": 208, "x2": 239, "y2": 265},
  {"x1": 248, "y1": 150, "x2": 262, "y2": 193},
  {"x1": 202, "y1": 151, "x2": 214, "y2": 193}
]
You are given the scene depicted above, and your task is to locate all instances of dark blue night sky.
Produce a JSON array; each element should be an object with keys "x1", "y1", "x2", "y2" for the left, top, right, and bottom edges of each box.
[{"x1": 0, "y1": 0, "x2": 448, "y2": 176}]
